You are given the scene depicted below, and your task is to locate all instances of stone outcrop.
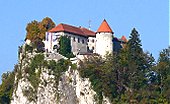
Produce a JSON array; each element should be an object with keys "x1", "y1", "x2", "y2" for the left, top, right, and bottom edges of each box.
[{"x1": 11, "y1": 44, "x2": 111, "y2": 104}]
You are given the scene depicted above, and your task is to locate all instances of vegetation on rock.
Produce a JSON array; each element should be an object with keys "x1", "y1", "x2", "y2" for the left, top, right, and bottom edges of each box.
[{"x1": 0, "y1": 71, "x2": 15, "y2": 104}]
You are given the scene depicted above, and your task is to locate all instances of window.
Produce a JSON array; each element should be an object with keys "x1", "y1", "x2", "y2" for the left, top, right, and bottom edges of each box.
[
  {"x1": 87, "y1": 39, "x2": 89, "y2": 42},
  {"x1": 92, "y1": 39, "x2": 94, "y2": 43},
  {"x1": 78, "y1": 38, "x2": 80, "y2": 43},
  {"x1": 73, "y1": 37, "x2": 76, "y2": 42},
  {"x1": 87, "y1": 46, "x2": 89, "y2": 51},
  {"x1": 92, "y1": 46, "x2": 94, "y2": 50},
  {"x1": 82, "y1": 39, "x2": 84, "y2": 44}
]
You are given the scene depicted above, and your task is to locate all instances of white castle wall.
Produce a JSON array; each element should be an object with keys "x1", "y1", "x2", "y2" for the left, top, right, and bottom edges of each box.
[
  {"x1": 95, "y1": 32, "x2": 113, "y2": 56},
  {"x1": 87, "y1": 37, "x2": 96, "y2": 53},
  {"x1": 44, "y1": 32, "x2": 62, "y2": 52},
  {"x1": 44, "y1": 32, "x2": 88, "y2": 55}
]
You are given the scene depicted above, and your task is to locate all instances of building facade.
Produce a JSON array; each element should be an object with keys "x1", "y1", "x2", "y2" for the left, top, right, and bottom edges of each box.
[{"x1": 44, "y1": 20, "x2": 127, "y2": 56}]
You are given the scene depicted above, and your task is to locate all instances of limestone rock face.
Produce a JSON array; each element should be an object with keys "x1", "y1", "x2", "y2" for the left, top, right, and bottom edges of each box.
[
  {"x1": 12, "y1": 69, "x2": 112, "y2": 104},
  {"x1": 11, "y1": 48, "x2": 111, "y2": 104},
  {"x1": 11, "y1": 77, "x2": 35, "y2": 104},
  {"x1": 12, "y1": 68, "x2": 102, "y2": 104},
  {"x1": 37, "y1": 68, "x2": 57, "y2": 104},
  {"x1": 58, "y1": 67, "x2": 97, "y2": 104}
]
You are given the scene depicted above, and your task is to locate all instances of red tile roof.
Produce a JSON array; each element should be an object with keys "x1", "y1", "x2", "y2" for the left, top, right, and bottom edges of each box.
[
  {"x1": 49, "y1": 23, "x2": 95, "y2": 37},
  {"x1": 97, "y1": 19, "x2": 113, "y2": 33},
  {"x1": 80, "y1": 27, "x2": 96, "y2": 37},
  {"x1": 121, "y1": 35, "x2": 128, "y2": 42}
]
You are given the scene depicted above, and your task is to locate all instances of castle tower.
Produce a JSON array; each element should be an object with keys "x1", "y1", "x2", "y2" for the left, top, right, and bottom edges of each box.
[{"x1": 96, "y1": 19, "x2": 113, "y2": 56}]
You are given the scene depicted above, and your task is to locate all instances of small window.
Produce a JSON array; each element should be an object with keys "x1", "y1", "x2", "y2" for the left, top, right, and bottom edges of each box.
[
  {"x1": 82, "y1": 39, "x2": 84, "y2": 44},
  {"x1": 92, "y1": 39, "x2": 94, "y2": 43},
  {"x1": 92, "y1": 46, "x2": 94, "y2": 50},
  {"x1": 53, "y1": 45, "x2": 58, "y2": 50},
  {"x1": 78, "y1": 38, "x2": 80, "y2": 43},
  {"x1": 73, "y1": 37, "x2": 76, "y2": 42},
  {"x1": 87, "y1": 46, "x2": 89, "y2": 51},
  {"x1": 87, "y1": 39, "x2": 89, "y2": 42}
]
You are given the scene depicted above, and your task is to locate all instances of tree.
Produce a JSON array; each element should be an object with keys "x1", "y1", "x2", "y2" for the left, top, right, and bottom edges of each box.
[
  {"x1": 25, "y1": 17, "x2": 55, "y2": 52},
  {"x1": 58, "y1": 36, "x2": 74, "y2": 58},
  {"x1": 115, "y1": 28, "x2": 151, "y2": 102},
  {"x1": 38, "y1": 17, "x2": 55, "y2": 39},
  {"x1": 1, "y1": 71, "x2": 11, "y2": 83},
  {"x1": 0, "y1": 71, "x2": 15, "y2": 104},
  {"x1": 156, "y1": 47, "x2": 170, "y2": 100},
  {"x1": 26, "y1": 17, "x2": 55, "y2": 41},
  {"x1": 26, "y1": 20, "x2": 40, "y2": 41},
  {"x1": 32, "y1": 38, "x2": 45, "y2": 52}
]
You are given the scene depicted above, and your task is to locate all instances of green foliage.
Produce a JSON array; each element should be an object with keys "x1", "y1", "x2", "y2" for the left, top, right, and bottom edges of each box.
[
  {"x1": 27, "y1": 54, "x2": 47, "y2": 89},
  {"x1": 0, "y1": 71, "x2": 15, "y2": 104},
  {"x1": 155, "y1": 47, "x2": 170, "y2": 100},
  {"x1": 78, "y1": 28, "x2": 170, "y2": 103},
  {"x1": 21, "y1": 54, "x2": 48, "y2": 102},
  {"x1": 24, "y1": 53, "x2": 73, "y2": 101},
  {"x1": 25, "y1": 44, "x2": 33, "y2": 53},
  {"x1": 47, "y1": 59, "x2": 73, "y2": 88},
  {"x1": 59, "y1": 36, "x2": 75, "y2": 58},
  {"x1": 78, "y1": 55, "x2": 117, "y2": 103}
]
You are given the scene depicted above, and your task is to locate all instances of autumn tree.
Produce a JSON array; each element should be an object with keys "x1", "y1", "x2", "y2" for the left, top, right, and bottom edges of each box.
[
  {"x1": 38, "y1": 17, "x2": 55, "y2": 39},
  {"x1": 26, "y1": 20, "x2": 40, "y2": 41},
  {"x1": 26, "y1": 17, "x2": 55, "y2": 41}
]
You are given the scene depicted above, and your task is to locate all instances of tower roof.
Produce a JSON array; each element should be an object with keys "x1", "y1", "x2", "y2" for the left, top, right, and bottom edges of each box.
[
  {"x1": 121, "y1": 35, "x2": 128, "y2": 42},
  {"x1": 97, "y1": 19, "x2": 113, "y2": 33}
]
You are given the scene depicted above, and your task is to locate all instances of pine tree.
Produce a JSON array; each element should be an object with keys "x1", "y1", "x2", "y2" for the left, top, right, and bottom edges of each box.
[
  {"x1": 156, "y1": 47, "x2": 170, "y2": 100},
  {"x1": 118, "y1": 28, "x2": 149, "y2": 102}
]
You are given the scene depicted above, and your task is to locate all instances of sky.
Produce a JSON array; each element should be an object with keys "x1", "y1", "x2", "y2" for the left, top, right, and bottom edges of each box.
[{"x1": 0, "y1": 0, "x2": 169, "y2": 78}]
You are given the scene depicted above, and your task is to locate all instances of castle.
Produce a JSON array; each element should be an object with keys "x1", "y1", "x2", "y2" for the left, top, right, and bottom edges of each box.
[{"x1": 44, "y1": 19, "x2": 127, "y2": 56}]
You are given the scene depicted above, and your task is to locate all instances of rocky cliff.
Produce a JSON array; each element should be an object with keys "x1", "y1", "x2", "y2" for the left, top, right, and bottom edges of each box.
[{"x1": 11, "y1": 44, "x2": 111, "y2": 104}]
